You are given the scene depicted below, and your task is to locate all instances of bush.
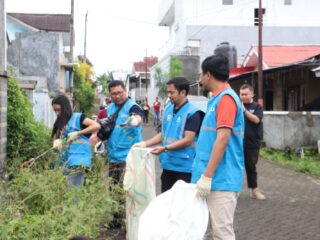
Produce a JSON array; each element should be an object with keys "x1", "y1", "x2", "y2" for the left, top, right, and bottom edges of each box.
[
  {"x1": 260, "y1": 147, "x2": 320, "y2": 177},
  {"x1": 73, "y1": 63, "x2": 96, "y2": 117},
  {"x1": 0, "y1": 157, "x2": 123, "y2": 239},
  {"x1": 7, "y1": 77, "x2": 54, "y2": 175}
]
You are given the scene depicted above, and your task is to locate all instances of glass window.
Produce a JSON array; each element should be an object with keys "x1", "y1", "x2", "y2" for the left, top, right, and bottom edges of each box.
[
  {"x1": 284, "y1": 0, "x2": 292, "y2": 5},
  {"x1": 223, "y1": 0, "x2": 233, "y2": 5}
]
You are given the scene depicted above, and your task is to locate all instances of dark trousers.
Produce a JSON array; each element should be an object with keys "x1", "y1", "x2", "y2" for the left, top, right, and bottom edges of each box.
[
  {"x1": 244, "y1": 148, "x2": 260, "y2": 189},
  {"x1": 161, "y1": 169, "x2": 191, "y2": 193},
  {"x1": 144, "y1": 110, "x2": 149, "y2": 123}
]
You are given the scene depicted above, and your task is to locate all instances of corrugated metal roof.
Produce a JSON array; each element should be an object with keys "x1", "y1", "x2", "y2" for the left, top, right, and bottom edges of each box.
[{"x1": 7, "y1": 13, "x2": 70, "y2": 32}]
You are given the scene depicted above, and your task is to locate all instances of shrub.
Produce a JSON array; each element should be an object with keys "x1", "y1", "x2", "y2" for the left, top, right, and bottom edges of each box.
[
  {"x1": 7, "y1": 77, "x2": 53, "y2": 175},
  {"x1": 0, "y1": 156, "x2": 123, "y2": 239}
]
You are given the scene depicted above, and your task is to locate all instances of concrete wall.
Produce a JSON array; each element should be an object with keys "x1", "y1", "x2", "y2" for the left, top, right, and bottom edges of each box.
[
  {"x1": 263, "y1": 111, "x2": 320, "y2": 149},
  {"x1": 33, "y1": 89, "x2": 56, "y2": 128},
  {"x1": 7, "y1": 31, "x2": 62, "y2": 94},
  {"x1": 176, "y1": 55, "x2": 200, "y2": 83},
  {"x1": 0, "y1": 75, "x2": 7, "y2": 176},
  {"x1": 0, "y1": 0, "x2": 7, "y2": 177}
]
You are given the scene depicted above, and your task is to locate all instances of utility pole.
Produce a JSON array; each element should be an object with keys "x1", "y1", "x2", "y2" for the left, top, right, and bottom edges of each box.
[
  {"x1": 145, "y1": 49, "x2": 148, "y2": 101},
  {"x1": 257, "y1": 0, "x2": 264, "y2": 107},
  {"x1": 0, "y1": 0, "x2": 7, "y2": 178},
  {"x1": 84, "y1": 11, "x2": 88, "y2": 63},
  {"x1": 70, "y1": 0, "x2": 74, "y2": 103}
]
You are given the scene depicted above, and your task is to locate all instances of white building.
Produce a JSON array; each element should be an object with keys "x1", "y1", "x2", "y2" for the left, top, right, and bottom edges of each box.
[
  {"x1": 149, "y1": 0, "x2": 320, "y2": 106},
  {"x1": 158, "y1": 0, "x2": 320, "y2": 63}
]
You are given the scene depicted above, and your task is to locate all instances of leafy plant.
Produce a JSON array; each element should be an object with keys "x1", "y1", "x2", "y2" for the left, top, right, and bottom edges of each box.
[
  {"x1": 260, "y1": 147, "x2": 320, "y2": 177},
  {"x1": 73, "y1": 62, "x2": 97, "y2": 117},
  {"x1": 95, "y1": 72, "x2": 113, "y2": 96},
  {"x1": 169, "y1": 56, "x2": 183, "y2": 78},
  {"x1": 0, "y1": 156, "x2": 123, "y2": 239},
  {"x1": 154, "y1": 56, "x2": 183, "y2": 100},
  {"x1": 7, "y1": 77, "x2": 53, "y2": 175}
]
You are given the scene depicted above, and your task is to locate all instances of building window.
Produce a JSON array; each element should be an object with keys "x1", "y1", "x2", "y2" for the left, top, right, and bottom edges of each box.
[
  {"x1": 254, "y1": 8, "x2": 266, "y2": 26},
  {"x1": 284, "y1": 0, "x2": 292, "y2": 5},
  {"x1": 222, "y1": 0, "x2": 233, "y2": 5}
]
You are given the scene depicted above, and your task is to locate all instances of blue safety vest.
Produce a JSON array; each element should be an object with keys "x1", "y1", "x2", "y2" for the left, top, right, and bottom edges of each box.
[
  {"x1": 159, "y1": 102, "x2": 200, "y2": 173},
  {"x1": 62, "y1": 112, "x2": 92, "y2": 168},
  {"x1": 107, "y1": 99, "x2": 142, "y2": 163},
  {"x1": 191, "y1": 88, "x2": 245, "y2": 192}
]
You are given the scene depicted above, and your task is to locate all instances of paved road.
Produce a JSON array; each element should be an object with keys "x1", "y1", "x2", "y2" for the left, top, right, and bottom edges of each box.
[{"x1": 142, "y1": 123, "x2": 320, "y2": 240}]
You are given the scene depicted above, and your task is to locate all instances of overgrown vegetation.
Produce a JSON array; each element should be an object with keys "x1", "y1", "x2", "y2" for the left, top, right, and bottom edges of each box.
[
  {"x1": 260, "y1": 147, "x2": 320, "y2": 177},
  {"x1": 0, "y1": 156, "x2": 123, "y2": 239},
  {"x1": 7, "y1": 77, "x2": 54, "y2": 175},
  {"x1": 3, "y1": 75, "x2": 124, "y2": 239},
  {"x1": 73, "y1": 62, "x2": 97, "y2": 117},
  {"x1": 154, "y1": 56, "x2": 183, "y2": 100}
]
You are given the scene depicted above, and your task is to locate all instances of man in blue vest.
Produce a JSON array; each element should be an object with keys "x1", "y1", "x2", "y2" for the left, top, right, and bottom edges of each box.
[
  {"x1": 191, "y1": 55, "x2": 244, "y2": 240},
  {"x1": 134, "y1": 77, "x2": 204, "y2": 193},
  {"x1": 101, "y1": 80, "x2": 144, "y2": 183}
]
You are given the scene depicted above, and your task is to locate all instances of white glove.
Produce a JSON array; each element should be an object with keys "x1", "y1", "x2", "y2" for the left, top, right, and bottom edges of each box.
[
  {"x1": 53, "y1": 139, "x2": 63, "y2": 150},
  {"x1": 196, "y1": 174, "x2": 212, "y2": 198},
  {"x1": 67, "y1": 131, "x2": 79, "y2": 142},
  {"x1": 129, "y1": 115, "x2": 139, "y2": 126},
  {"x1": 94, "y1": 141, "x2": 105, "y2": 155},
  {"x1": 132, "y1": 141, "x2": 147, "y2": 148},
  {"x1": 120, "y1": 115, "x2": 139, "y2": 128}
]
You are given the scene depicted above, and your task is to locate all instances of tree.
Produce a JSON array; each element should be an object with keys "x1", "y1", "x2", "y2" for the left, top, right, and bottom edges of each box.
[
  {"x1": 154, "y1": 67, "x2": 168, "y2": 100},
  {"x1": 95, "y1": 72, "x2": 113, "y2": 96},
  {"x1": 73, "y1": 62, "x2": 96, "y2": 116},
  {"x1": 154, "y1": 56, "x2": 183, "y2": 100},
  {"x1": 169, "y1": 56, "x2": 183, "y2": 78}
]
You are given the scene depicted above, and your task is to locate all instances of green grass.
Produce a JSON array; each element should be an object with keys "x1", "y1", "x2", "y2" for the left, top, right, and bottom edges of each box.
[{"x1": 260, "y1": 147, "x2": 320, "y2": 177}]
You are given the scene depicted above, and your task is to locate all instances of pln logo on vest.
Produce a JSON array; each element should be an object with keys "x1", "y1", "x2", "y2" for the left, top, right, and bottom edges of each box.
[
  {"x1": 176, "y1": 116, "x2": 181, "y2": 123},
  {"x1": 167, "y1": 114, "x2": 172, "y2": 121}
]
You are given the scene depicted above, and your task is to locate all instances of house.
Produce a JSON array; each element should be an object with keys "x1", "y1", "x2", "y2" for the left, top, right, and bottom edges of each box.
[
  {"x1": 128, "y1": 56, "x2": 158, "y2": 102},
  {"x1": 6, "y1": 13, "x2": 73, "y2": 127},
  {"x1": 229, "y1": 45, "x2": 320, "y2": 111},
  {"x1": 158, "y1": 0, "x2": 320, "y2": 66}
]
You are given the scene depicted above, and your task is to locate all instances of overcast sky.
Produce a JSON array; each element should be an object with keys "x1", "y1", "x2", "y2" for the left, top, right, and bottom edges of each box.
[{"x1": 6, "y1": 0, "x2": 169, "y2": 76}]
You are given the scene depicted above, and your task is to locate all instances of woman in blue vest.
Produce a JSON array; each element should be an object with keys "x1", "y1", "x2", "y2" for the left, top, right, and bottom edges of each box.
[{"x1": 52, "y1": 94, "x2": 100, "y2": 187}]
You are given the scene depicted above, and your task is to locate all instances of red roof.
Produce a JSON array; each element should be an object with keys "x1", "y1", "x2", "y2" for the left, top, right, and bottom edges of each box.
[
  {"x1": 133, "y1": 57, "x2": 158, "y2": 73},
  {"x1": 244, "y1": 45, "x2": 320, "y2": 68},
  {"x1": 230, "y1": 67, "x2": 254, "y2": 78}
]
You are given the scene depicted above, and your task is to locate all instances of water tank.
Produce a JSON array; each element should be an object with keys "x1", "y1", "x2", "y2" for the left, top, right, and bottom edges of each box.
[{"x1": 214, "y1": 42, "x2": 237, "y2": 68}]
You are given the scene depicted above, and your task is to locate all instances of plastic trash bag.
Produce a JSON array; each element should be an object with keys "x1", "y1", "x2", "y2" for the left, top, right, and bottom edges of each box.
[
  {"x1": 123, "y1": 147, "x2": 157, "y2": 240},
  {"x1": 139, "y1": 180, "x2": 209, "y2": 240}
]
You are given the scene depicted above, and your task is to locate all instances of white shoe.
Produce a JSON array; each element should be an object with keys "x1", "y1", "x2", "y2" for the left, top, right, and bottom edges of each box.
[{"x1": 251, "y1": 188, "x2": 266, "y2": 200}]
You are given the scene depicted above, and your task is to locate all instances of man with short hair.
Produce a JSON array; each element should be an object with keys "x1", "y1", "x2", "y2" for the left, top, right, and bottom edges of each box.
[
  {"x1": 192, "y1": 54, "x2": 244, "y2": 240},
  {"x1": 134, "y1": 77, "x2": 204, "y2": 192},
  {"x1": 240, "y1": 83, "x2": 266, "y2": 200},
  {"x1": 98, "y1": 80, "x2": 144, "y2": 183}
]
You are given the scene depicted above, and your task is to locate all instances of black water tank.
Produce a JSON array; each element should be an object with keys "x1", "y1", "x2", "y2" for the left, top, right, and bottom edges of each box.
[{"x1": 214, "y1": 42, "x2": 237, "y2": 68}]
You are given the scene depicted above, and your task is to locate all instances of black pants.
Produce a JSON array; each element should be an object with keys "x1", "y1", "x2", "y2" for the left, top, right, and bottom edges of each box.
[
  {"x1": 161, "y1": 169, "x2": 191, "y2": 193},
  {"x1": 244, "y1": 148, "x2": 260, "y2": 189},
  {"x1": 144, "y1": 110, "x2": 149, "y2": 123}
]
